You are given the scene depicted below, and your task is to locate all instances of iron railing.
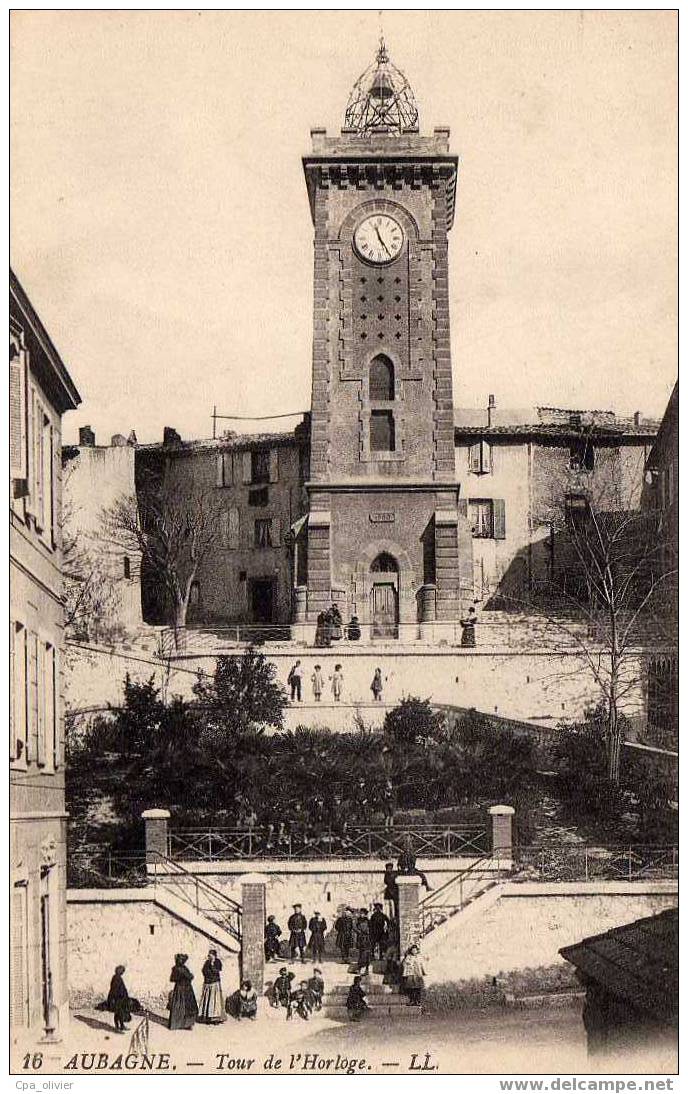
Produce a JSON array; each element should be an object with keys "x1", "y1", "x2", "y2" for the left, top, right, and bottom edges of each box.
[
  {"x1": 168, "y1": 824, "x2": 489, "y2": 862},
  {"x1": 67, "y1": 849, "x2": 149, "y2": 889},
  {"x1": 514, "y1": 844, "x2": 678, "y2": 882},
  {"x1": 419, "y1": 852, "x2": 506, "y2": 937},
  {"x1": 67, "y1": 848, "x2": 242, "y2": 942},
  {"x1": 160, "y1": 616, "x2": 619, "y2": 654},
  {"x1": 147, "y1": 853, "x2": 242, "y2": 942}
]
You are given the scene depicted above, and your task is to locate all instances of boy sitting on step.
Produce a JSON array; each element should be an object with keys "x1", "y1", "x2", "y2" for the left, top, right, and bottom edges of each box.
[{"x1": 308, "y1": 969, "x2": 325, "y2": 1011}]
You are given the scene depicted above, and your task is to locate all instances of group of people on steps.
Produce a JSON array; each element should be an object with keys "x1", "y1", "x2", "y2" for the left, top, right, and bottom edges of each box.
[{"x1": 103, "y1": 852, "x2": 430, "y2": 1031}]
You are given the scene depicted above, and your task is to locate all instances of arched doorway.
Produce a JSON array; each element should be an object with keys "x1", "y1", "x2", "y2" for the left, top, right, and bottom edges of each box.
[{"x1": 370, "y1": 552, "x2": 399, "y2": 639}]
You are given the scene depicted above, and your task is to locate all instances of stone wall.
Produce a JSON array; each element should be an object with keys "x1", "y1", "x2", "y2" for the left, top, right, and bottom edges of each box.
[
  {"x1": 422, "y1": 881, "x2": 678, "y2": 985},
  {"x1": 66, "y1": 891, "x2": 241, "y2": 1008},
  {"x1": 153, "y1": 859, "x2": 468, "y2": 928},
  {"x1": 65, "y1": 641, "x2": 647, "y2": 730}
]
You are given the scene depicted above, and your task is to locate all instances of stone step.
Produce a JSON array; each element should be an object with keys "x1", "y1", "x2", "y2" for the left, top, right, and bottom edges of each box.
[{"x1": 323, "y1": 1003, "x2": 423, "y2": 1020}]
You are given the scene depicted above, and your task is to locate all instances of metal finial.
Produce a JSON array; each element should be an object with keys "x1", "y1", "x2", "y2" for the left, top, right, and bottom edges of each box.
[{"x1": 345, "y1": 39, "x2": 419, "y2": 134}]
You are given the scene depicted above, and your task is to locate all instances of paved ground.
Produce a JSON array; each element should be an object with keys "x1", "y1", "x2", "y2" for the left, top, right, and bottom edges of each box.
[{"x1": 9, "y1": 996, "x2": 677, "y2": 1076}]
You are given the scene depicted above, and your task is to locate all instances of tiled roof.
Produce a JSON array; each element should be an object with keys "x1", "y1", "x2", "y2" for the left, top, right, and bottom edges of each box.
[
  {"x1": 137, "y1": 429, "x2": 304, "y2": 454},
  {"x1": 560, "y1": 908, "x2": 678, "y2": 1020},
  {"x1": 453, "y1": 422, "x2": 658, "y2": 439}
]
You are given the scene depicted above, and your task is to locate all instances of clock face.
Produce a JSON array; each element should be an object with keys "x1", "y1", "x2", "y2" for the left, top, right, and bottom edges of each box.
[{"x1": 353, "y1": 214, "x2": 404, "y2": 264}]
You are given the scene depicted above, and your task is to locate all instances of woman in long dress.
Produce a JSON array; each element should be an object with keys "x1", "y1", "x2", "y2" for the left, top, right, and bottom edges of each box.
[
  {"x1": 198, "y1": 949, "x2": 225, "y2": 1024},
  {"x1": 107, "y1": 965, "x2": 131, "y2": 1033},
  {"x1": 168, "y1": 953, "x2": 198, "y2": 1030}
]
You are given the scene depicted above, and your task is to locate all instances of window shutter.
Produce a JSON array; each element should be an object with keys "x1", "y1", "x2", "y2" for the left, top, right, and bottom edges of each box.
[
  {"x1": 9, "y1": 622, "x2": 15, "y2": 760},
  {"x1": 480, "y1": 440, "x2": 492, "y2": 473},
  {"x1": 269, "y1": 449, "x2": 279, "y2": 483},
  {"x1": 36, "y1": 641, "x2": 46, "y2": 767},
  {"x1": 469, "y1": 443, "x2": 481, "y2": 473},
  {"x1": 10, "y1": 339, "x2": 27, "y2": 479},
  {"x1": 271, "y1": 517, "x2": 281, "y2": 547},
  {"x1": 47, "y1": 646, "x2": 57, "y2": 769},
  {"x1": 457, "y1": 498, "x2": 468, "y2": 519},
  {"x1": 215, "y1": 453, "x2": 224, "y2": 487},
  {"x1": 34, "y1": 399, "x2": 44, "y2": 528},
  {"x1": 242, "y1": 452, "x2": 252, "y2": 484},
  {"x1": 494, "y1": 499, "x2": 506, "y2": 539},
  {"x1": 26, "y1": 632, "x2": 38, "y2": 763},
  {"x1": 228, "y1": 506, "x2": 240, "y2": 549},
  {"x1": 12, "y1": 624, "x2": 27, "y2": 762}
]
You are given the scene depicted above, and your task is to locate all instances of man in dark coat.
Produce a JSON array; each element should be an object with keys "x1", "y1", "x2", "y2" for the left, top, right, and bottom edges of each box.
[
  {"x1": 308, "y1": 912, "x2": 327, "y2": 963},
  {"x1": 397, "y1": 847, "x2": 432, "y2": 891},
  {"x1": 264, "y1": 915, "x2": 282, "y2": 961},
  {"x1": 346, "y1": 976, "x2": 369, "y2": 1021},
  {"x1": 287, "y1": 904, "x2": 308, "y2": 961},
  {"x1": 271, "y1": 967, "x2": 295, "y2": 1016},
  {"x1": 383, "y1": 862, "x2": 399, "y2": 919},
  {"x1": 107, "y1": 965, "x2": 131, "y2": 1032},
  {"x1": 369, "y1": 903, "x2": 390, "y2": 962},
  {"x1": 334, "y1": 907, "x2": 355, "y2": 963},
  {"x1": 356, "y1": 908, "x2": 371, "y2": 975}
]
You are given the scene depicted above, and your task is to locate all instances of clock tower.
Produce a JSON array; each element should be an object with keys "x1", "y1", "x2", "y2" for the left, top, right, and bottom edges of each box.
[{"x1": 298, "y1": 41, "x2": 469, "y2": 640}]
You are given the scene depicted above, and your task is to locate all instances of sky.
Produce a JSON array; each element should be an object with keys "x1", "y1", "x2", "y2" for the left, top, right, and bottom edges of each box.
[{"x1": 10, "y1": 10, "x2": 677, "y2": 445}]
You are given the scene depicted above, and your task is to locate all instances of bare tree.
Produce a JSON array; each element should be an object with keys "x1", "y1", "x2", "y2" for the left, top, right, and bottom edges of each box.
[
  {"x1": 61, "y1": 463, "x2": 124, "y2": 646},
  {"x1": 104, "y1": 470, "x2": 224, "y2": 645},
  {"x1": 504, "y1": 439, "x2": 677, "y2": 784}
]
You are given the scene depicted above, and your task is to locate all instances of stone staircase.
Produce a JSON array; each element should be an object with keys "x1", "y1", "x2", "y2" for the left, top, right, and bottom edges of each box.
[
  {"x1": 319, "y1": 959, "x2": 419, "y2": 1021},
  {"x1": 268, "y1": 956, "x2": 419, "y2": 1021}
]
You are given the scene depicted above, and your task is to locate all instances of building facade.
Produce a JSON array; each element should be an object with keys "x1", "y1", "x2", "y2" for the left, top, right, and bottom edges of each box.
[
  {"x1": 10, "y1": 270, "x2": 81, "y2": 1039},
  {"x1": 61, "y1": 45, "x2": 664, "y2": 646}
]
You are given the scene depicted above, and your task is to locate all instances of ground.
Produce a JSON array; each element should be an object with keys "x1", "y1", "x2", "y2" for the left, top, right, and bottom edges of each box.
[{"x1": 11, "y1": 999, "x2": 677, "y2": 1076}]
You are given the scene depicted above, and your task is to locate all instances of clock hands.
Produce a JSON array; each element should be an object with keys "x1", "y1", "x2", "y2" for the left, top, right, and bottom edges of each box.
[{"x1": 375, "y1": 226, "x2": 392, "y2": 258}]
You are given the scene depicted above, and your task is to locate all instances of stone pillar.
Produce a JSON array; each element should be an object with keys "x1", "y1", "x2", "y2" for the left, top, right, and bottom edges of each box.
[
  {"x1": 293, "y1": 585, "x2": 307, "y2": 623},
  {"x1": 418, "y1": 584, "x2": 437, "y2": 622},
  {"x1": 141, "y1": 809, "x2": 170, "y2": 863},
  {"x1": 396, "y1": 875, "x2": 421, "y2": 955},
  {"x1": 489, "y1": 805, "x2": 515, "y2": 862},
  {"x1": 240, "y1": 873, "x2": 267, "y2": 993}
]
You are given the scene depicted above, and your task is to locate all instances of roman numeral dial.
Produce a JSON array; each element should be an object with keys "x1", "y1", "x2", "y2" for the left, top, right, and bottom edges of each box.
[{"x1": 353, "y1": 214, "x2": 404, "y2": 265}]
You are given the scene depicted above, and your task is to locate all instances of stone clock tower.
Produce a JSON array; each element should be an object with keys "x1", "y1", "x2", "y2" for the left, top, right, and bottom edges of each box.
[{"x1": 297, "y1": 42, "x2": 468, "y2": 640}]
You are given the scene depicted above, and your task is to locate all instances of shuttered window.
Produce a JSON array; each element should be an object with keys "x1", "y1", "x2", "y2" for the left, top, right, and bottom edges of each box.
[
  {"x1": 47, "y1": 645, "x2": 58, "y2": 770},
  {"x1": 468, "y1": 440, "x2": 492, "y2": 474},
  {"x1": 216, "y1": 451, "x2": 234, "y2": 487},
  {"x1": 10, "y1": 622, "x2": 27, "y2": 765},
  {"x1": 493, "y1": 498, "x2": 506, "y2": 540},
  {"x1": 269, "y1": 449, "x2": 279, "y2": 483},
  {"x1": 27, "y1": 631, "x2": 38, "y2": 763},
  {"x1": 221, "y1": 506, "x2": 240, "y2": 549},
  {"x1": 10, "y1": 329, "x2": 27, "y2": 479}
]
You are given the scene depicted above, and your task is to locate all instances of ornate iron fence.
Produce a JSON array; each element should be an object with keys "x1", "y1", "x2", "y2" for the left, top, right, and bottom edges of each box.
[
  {"x1": 67, "y1": 850, "x2": 149, "y2": 889},
  {"x1": 168, "y1": 824, "x2": 489, "y2": 862},
  {"x1": 514, "y1": 844, "x2": 678, "y2": 882},
  {"x1": 419, "y1": 852, "x2": 506, "y2": 937}
]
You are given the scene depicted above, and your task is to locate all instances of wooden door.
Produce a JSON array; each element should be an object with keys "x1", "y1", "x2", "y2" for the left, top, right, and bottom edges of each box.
[{"x1": 371, "y1": 582, "x2": 398, "y2": 638}]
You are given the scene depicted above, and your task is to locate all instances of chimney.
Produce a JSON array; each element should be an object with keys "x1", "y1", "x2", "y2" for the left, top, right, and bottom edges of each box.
[
  {"x1": 78, "y1": 425, "x2": 95, "y2": 447},
  {"x1": 127, "y1": 430, "x2": 138, "y2": 446},
  {"x1": 111, "y1": 433, "x2": 126, "y2": 447},
  {"x1": 633, "y1": 411, "x2": 641, "y2": 426},
  {"x1": 487, "y1": 394, "x2": 496, "y2": 427},
  {"x1": 163, "y1": 426, "x2": 182, "y2": 447}
]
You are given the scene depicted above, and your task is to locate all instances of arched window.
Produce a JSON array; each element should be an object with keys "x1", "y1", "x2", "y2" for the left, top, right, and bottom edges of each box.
[
  {"x1": 370, "y1": 552, "x2": 399, "y2": 574},
  {"x1": 369, "y1": 355, "x2": 395, "y2": 401}
]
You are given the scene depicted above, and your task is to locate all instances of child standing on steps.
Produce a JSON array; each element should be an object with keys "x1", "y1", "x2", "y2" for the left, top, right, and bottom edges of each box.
[
  {"x1": 311, "y1": 664, "x2": 324, "y2": 701},
  {"x1": 331, "y1": 664, "x2": 344, "y2": 702}
]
